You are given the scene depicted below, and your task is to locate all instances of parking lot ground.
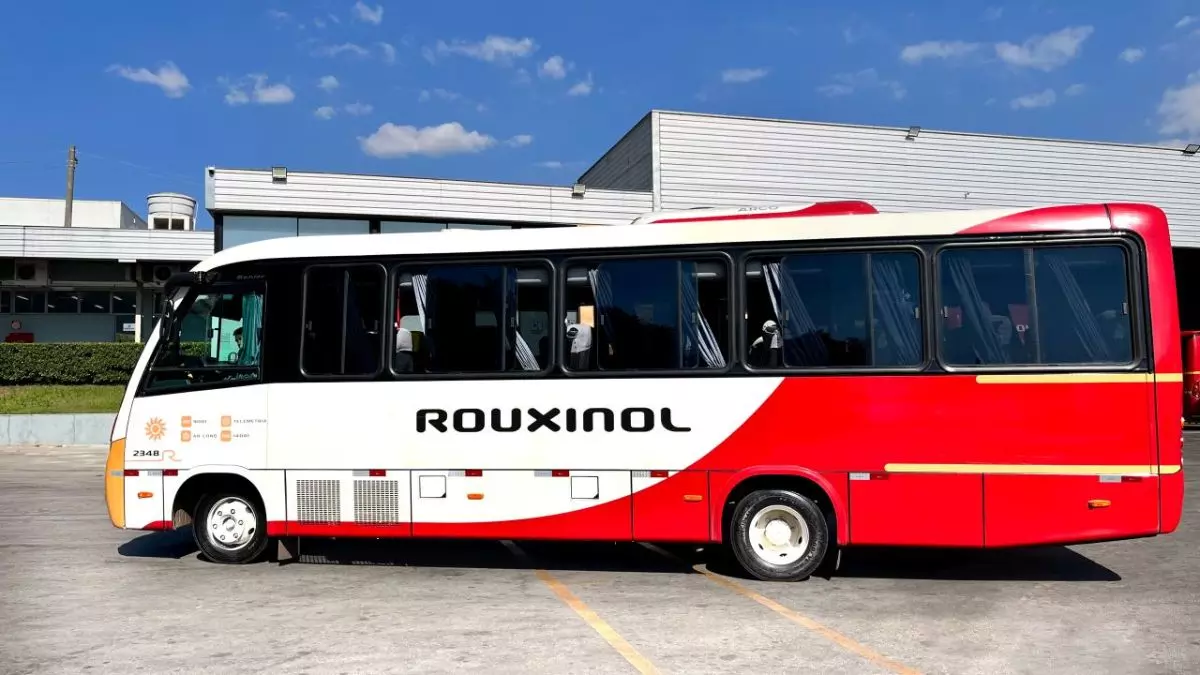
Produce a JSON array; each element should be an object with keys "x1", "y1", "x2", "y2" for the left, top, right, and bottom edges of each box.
[{"x1": 1, "y1": 440, "x2": 1198, "y2": 674}]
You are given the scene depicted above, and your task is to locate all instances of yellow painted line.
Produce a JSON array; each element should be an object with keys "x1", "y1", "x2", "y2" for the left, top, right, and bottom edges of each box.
[
  {"x1": 641, "y1": 544, "x2": 921, "y2": 675},
  {"x1": 975, "y1": 373, "x2": 1151, "y2": 384},
  {"x1": 883, "y1": 463, "x2": 1164, "y2": 476},
  {"x1": 502, "y1": 541, "x2": 659, "y2": 675},
  {"x1": 1160, "y1": 465, "x2": 1183, "y2": 475},
  {"x1": 1157, "y1": 373, "x2": 1185, "y2": 382}
]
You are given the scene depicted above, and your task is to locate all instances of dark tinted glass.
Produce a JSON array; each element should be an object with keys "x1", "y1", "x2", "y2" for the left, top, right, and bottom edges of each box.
[
  {"x1": 425, "y1": 265, "x2": 505, "y2": 373},
  {"x1": 1033, "y1": 246, "x2": 1133, "y2": 364},
  {"x1": 302, "y1": 265, "x2": 385, "y2": 376}
]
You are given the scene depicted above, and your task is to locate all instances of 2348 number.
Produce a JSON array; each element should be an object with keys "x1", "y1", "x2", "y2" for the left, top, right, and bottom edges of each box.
[{"x1": 132, "y1": 450, "x2": 160, "y2": 458}]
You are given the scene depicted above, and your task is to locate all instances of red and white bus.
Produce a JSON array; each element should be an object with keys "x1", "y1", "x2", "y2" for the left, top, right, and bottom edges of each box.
[{"x1": 105, "y1": 200, "x2": 1184, "y2": 581}]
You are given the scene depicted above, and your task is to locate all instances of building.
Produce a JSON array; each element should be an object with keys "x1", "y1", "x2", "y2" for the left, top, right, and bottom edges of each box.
[
  {"x1": 6, "y1": 110, "x2": 1198, "y2": 344},
  {"x1": 206, "y1": 110, "x2": 1200, "y2": 329},
  {"x1": 0, "y1": 194, "x2": 212, "y2": 342}
]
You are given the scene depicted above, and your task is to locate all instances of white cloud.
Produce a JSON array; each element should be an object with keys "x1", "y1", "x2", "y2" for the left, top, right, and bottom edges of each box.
[
  {"x1": 433, "y1": 35, "x2": 537, "y2": 65},
  {"x1": 514, "y1": 68, "x2": 532, "y2": 84},
  {"x1": 267, "y1": 9, "x2": 291, "y2": 21},
  {"x1": 418, "y1": 88, "x2": 463, "y2": 103},
  {"x1": 353, "y1": 1, "x2": 383, "y2": 25},
  {"x1": 1010, "y1": 88, "x2": 1057, "y2": 110},
  {"x1": 359, "y1": 122, "x2": 497, "y2": 158},
  {"x1": 1064, "y1": 83, "x2": 1087, "y2": 96},
  {"x1": 1119, "y1": 47, "x2": 1145, "y2": 63},
  {"x1": 506, "y1": 134, "x2": 533, "y2": 147},
  {"x1": 1157, "y1": 71, "x2": 1200, "y2": 138},
  {"x1": 344, "y1": 102, "x2": 374, "y2": 116},
  {"x1": 536, "y1": 160, "x2": 564, "y2": 169},
  {"x1": 378, "y1": 42, "x2": 397, "y2": 64},
  {"x1": 314, "y1": 106, "x2": 337, "y2": 120},
  {"x1": 539, "y1": 55, "x2": 567, "y2": 80},
  {"x1": 995, "y1": 25, "x2": 1093, "y2": 71},
  {"x1": 107, "y1": 62, "x2": 191, "y2": 98},
  {"x1": 567, "y1": 72, "x2": 594, "y2": 96},
  {"x1": 222, "y1": 74, "x2": 295, "y2": 106},
  {"x1": 983, "y1": 7, "x2": 1003, "y2": 21},
  {"x1": 318, "y1": 75, "x2": 340, "y2": 92},
  {"x1": 817, "y1": 68, "x2": 906, "y2": 100},
  {"x1": 721, "y1": 67, "x2": 769, "y2": 84},
  {"x1": 1177, "y1": 16, "x2": 1196, "y2": 29},
  {"x1": 313, "y1": 42, "x2": 370, "y2": 58},
  {"x1": 900, "y1": 40, "x2": 981, "y2": 64}
]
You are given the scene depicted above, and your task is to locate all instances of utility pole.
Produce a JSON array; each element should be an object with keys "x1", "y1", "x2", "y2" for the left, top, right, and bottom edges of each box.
[{"x1": 64, "y1": 145, "x2": 77, "y2": 227}]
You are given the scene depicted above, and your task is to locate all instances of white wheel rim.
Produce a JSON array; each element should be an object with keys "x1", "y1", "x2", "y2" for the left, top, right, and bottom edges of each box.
[
  {"x1": 748, "y1": 504, "x2": 810, "y2": 566},
  {"x1": 205, "y1": 497, "x2": 257, "y2": 552}
]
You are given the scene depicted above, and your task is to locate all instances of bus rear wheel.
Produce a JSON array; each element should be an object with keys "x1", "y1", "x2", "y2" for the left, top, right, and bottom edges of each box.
[
  {"x1": 729, "y1": 489, "x2": 829, "y2": 581},
  {"x1": 193, "y1": 492, "x2": 269, "y2": 564}
]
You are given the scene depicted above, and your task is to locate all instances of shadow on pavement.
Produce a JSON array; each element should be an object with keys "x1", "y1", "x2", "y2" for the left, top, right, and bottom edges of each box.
[
  {"x1": 117, "y1": 526, "x2": 198, "y2": 559},
  {"x1": 115, "y1": 531, "x2": 1120, "y2": 582},
  {"x1": 830, "y1": 545, "x2": 1122, "y2": 582}
]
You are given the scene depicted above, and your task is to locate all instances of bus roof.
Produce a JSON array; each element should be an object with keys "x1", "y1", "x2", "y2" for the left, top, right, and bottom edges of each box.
[{"x1": 196, "y1": 203, "x2": 1121, "y2": 272}]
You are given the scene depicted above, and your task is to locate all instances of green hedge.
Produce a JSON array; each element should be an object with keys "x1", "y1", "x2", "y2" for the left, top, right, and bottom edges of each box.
[{"x1": 0, "y1": 342, "x2": 206, "y2": 385}]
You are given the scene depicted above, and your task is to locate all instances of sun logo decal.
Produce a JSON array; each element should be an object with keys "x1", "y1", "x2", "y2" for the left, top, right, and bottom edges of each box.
[{"x1": 144, "y1": 417, "x2": 167, "y2": 441}]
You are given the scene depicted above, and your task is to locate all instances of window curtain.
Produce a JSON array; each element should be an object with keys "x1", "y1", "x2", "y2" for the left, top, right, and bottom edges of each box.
[
  {"x1": 506, "y1": 268, "x2": 541, "y2": 371},
  {"x1": 764, "y1": 261, "x2": 828, "y2": 366},
  {"x1": 238, "y1": 293, "x2": 263, "y2": 366},
  {"x1": 1041, "y1": 253, "x2": 1111, "y2": 362},
  {"x1": 870, "y1": 256, "x2": 922, "y2": 365},
  {"x1": 679, "y1": 262, "x2": 726, "y2": 368}
]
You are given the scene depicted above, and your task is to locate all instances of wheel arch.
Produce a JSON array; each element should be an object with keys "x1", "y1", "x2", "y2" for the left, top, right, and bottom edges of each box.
[
  {"x1": 711, "y1": 467, "x2": 849, "y2": 546},
  {"x1": 169, "y1": 466, "x2": 278, "y2": 530}
]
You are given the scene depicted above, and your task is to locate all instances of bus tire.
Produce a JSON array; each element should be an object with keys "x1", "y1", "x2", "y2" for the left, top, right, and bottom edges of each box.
[
  {"x1": 193, "y1": 491, "x2": 269, "y2": 564},
  {"x1": 729, "y1": 489, "x2": 829, "y2": 582}
]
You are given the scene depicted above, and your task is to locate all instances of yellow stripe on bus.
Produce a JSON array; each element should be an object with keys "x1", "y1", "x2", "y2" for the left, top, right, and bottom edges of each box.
[
  {"x1": 973, "y1": 373, "x2": 1183, "y2": 384},
  {"x1": 883, "y1": 463, "x2": 1181, "y2": 476}
]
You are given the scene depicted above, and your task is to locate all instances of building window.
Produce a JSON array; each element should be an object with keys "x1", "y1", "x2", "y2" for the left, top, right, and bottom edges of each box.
[
  {"x1": 938, "y1": 244, "x2": 1134, "y2": 366},
  {"x1": 392, "y1": 263, "x2": 551, "y2": 375},
  {"x1": 744, "y1": 251, "x2": 923, "y2": 369},
  {"x1": 563, "y1": 257, "x2": 729, "y2": 372},
  {"x1": 152, "y1": 218, "x2": 169, "y2": 230},
  {"x1": 380, "y1": 221, "x2": 449, "y2": 234},
  {"x1": 221, "y1": 216, "x2": 299, "y2": 249},
  {"x1": 79, "y1": 291, "x2": 111, "y2": 314},
  {"x1": 46, "y1": 291, "x2": 79, "y2": 314},
  {"x1": 298, "y1": 218, "x2": 370, "y2": 237},
  {"x1": 170, "y1": 218, "x2": 185, "y2": 230},
  {"x1": 301, "y1": 265, "x2": 387, "y2": 377}
]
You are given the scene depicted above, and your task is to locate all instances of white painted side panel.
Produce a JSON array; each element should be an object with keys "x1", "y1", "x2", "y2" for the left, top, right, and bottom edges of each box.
[
  {"x1": 0, "y1": 225, "x2": 212, "y2": 261},
  {"x1": 654, "y1": 112, "x2": 1200, "y2": 246},
  {"x1": 207, "y1": 169, "x2": 653, "y2": 227},
  {"x1": 125, "y1": 385, "x2": 269, "y2": 470},
  {"x1": 265, "y1": 378, "x2": 783, "y2": 472},
  {"x1": 410, "y1": 470, "x2": 631, "y2": 523},
  {"x1": 124, "y1": 471, "x2": 164, "y2": 529}
]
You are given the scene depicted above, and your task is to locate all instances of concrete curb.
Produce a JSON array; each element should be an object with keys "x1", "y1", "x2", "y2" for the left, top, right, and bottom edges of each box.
[{"x1": 0, "y1": 413, "x2": 115, "y2": 446}]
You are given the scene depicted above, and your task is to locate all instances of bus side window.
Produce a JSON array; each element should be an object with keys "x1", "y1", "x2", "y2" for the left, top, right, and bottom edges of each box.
[
  {"x1": 144, "y1": 285, "x2": 264, "y2": 393},
  {"x1": 301, "y1": 264, "x2": 386, "y2": 377},
  {"x1": 563, "y1": 257, "x2": 729, "y2": 372},
  {"x1": 392, "y1": 263, "x2": 550, "y2": 375}
]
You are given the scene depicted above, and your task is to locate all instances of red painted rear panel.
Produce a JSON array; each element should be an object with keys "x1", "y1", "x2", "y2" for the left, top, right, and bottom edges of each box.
[
  {"x1": 984, "y1": 475, "x2": 1159, "y2": 547},
  {"x1": 850, "y1": 474, "x2": 983, "y2": 546},
  {"x1": 1161, "y1": 472, "x2": 1184, "y2": 535},
  {"x1": 632, "y1": 470, "x2": 709, "y2": 542}
]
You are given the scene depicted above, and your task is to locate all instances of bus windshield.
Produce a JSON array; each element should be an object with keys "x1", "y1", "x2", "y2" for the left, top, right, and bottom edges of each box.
[{"x1": 146, "y1": 284, "x2": 264, "y2": 393}]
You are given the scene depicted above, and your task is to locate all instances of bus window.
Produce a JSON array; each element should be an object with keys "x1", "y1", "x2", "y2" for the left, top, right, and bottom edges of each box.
[
  {"x1": 564, "y1": 257, "x2": 729, "y2": 372},
  {"x1": 938, "y1": 244, "x2": 1134, "y2": 367},
  {"x1": 393, "y1": 263, "x2": 550, "y2": 375},
  {"x1": 301, "y1": 264, "x2": 386, "y2": 377},
  {"x1": 744, "y1": 251, "x2": 922, "y2": 369},
  {"x1": 144, "y1": 286, "x2": 264, "y2": 393}
]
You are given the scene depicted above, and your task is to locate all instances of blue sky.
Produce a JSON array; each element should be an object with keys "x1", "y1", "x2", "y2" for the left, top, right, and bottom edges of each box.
[{"x1": 1, "y1": 0, "x2": 1198, "y2": 230}]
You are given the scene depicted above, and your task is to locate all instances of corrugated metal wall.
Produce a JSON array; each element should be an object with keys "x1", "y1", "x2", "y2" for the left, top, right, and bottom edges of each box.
[
  {"x1": 0, "y1": 226, "x2": 212, "y2": 261},
  {"x1": 208, "y1": 169, "x2": 653, "y2": 227},
  {"x1": 653, "y1": 111, "x2": 1200, "y2": 247},
  {"x1": 577, "y1": 114, "x2": 655, "y2": 192}
]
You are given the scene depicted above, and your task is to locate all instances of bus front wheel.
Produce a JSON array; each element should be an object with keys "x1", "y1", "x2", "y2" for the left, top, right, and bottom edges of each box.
[
  {"x1": 193, "y1": 491, "x2": 269, "y2": 564},
  {"x1": 729, "y1": 489, "x2": 829, "y2": 581}
]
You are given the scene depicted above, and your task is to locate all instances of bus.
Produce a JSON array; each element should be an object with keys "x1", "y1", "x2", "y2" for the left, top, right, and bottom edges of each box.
[{"x1": 104, "y1": 200, "x2": 1185, "y2": 582}]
